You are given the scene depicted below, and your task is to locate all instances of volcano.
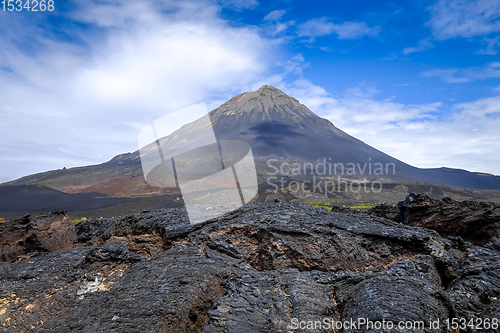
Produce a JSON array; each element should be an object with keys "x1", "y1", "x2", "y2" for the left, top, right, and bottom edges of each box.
[
  {"x1": 208, "y1": 86, "x2": 500, "y2": 189},
  {"x1": 2, "y1": 85, "x2": 500, "y2": 217}
]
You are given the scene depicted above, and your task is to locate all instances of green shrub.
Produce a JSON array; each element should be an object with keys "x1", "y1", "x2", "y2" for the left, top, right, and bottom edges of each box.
[{"x1": 71, "y1": 217, "x2": 88, "y2": 223}]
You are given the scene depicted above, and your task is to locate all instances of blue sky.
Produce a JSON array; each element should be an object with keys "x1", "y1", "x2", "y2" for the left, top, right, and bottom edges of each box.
[{"x1": 1, "y1": 0, "x2": 500, "y2": 182}]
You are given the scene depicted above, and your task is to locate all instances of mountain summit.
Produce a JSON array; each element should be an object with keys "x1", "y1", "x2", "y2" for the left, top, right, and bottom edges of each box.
[
  {"x1": 211, "y1": 85, "x2": 321, "y2": 123},
  {"x1": 209, "y1": 85, "x2": 371, "y2": 163}
]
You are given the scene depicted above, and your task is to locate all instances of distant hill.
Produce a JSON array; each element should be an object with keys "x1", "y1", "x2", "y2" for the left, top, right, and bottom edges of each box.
[{"x1": 0, "y1": 185, "x2": 146, "y2": 217}]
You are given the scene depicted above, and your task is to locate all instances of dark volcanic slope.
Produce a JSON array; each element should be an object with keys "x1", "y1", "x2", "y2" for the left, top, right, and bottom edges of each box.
[
  {"x1": 4, "y1": 85, "x2": 500, "y2": 192},
  {"x1": 209, "y1": 86, "x2": 500, "y2": 189},
  {"x1": 1, "y1": 202, "x2": 499, "y2": 332},
  {"x1": 0, "y1": 185, "x2": 140, "y2": 217}
]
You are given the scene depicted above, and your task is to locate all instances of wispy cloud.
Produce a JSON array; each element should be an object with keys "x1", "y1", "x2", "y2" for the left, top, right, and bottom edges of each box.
[
  {"x1": 422, "y1": 69, "x2": 471, "y2": 83},
  {"x1": 276, "y1": 54, "x2": 309, "y2": 75},
  {"x1": 334, "y1": 21, "x2": 381, "y2": 39},
  {"x1": 427, "y1": 0, "x2": 500, "y2": 40},
  {"x1": 298, "y1": 18, "x2": 335, "y2": 38},
  {"x1": 219, "y1": 0, "x2": 258, "y2": 11},
  {"x1": 455, "y1": 95, "x2": 500, "y2": 117},
  {"x1": 264, "y1": 9, "x2": 286, "y2": 21},
  {"x1": 298, "y1": 18, "x2": 380, "y2": 40},
  {"x1": 476, "y1": 37, "x2": 500, "y2": 55},
  {"x1": 402, "y1": 38, "x2": 434, "y2": 55},
  {"x1": 422, "y1": 62, "x2": 500, "y2": 83},
  {"x1": 261, "y1": 9, "x2": 295, "y2": 37},
  {"x1": 402, "y1": 0, "x2": 500, "y2": 56}
]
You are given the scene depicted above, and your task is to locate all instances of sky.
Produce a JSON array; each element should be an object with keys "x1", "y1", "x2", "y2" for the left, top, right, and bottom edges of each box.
[{"x1": 0, "y1": 0, "x2": 500, "y2": 182}]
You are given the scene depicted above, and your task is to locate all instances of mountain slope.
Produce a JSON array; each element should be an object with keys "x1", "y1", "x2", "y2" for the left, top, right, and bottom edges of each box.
[
  {"x1": 0, "y1": 185, "x2": 141, "y2": 217},
  {"x1": 3, "y1": 85, "x2": 500, "y2": 193},
  {"x1": 209, "y1": 86, "x2": 500, "y2": 189}
]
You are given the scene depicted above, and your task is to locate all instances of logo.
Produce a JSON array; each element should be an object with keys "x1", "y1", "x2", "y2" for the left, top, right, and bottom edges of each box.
[{"x1": 138, "y1": 103, "x2": 258, "y2": 224}]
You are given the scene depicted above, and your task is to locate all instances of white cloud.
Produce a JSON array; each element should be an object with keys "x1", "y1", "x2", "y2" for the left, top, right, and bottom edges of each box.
[
  {"x1": 279, "y1": 79, "x2": 500, "y2": 175},
  {"x1": 261, "y1": 10, "x2": 295, "y2": 37},
  {"x1": 264, "y1": 9, "x2": 286, "y2": 21},
  {"x1": 276, "y1": 54, "x2": 309, "y2": 75},
  {"x1": 298, "y1": 18, "x2": 380, "y2": 40},
  {"x1": 422, "y1": 69, "x2": 471, "y2": 83},
  {"x1": 333, "y1": 21, "x2": 381, "y2": 39},
  {"x1": 73, "y1": 23, "x2": 268, "y2": 112},
  {"x1": 454, "y1": 95, "x2": 500, "y2": 117},
  {"x1": 0, "y1": 0, "x2": 275, "y2": 181},
  {"x1": 402, "y1": 38, "x2": 434, "y2": 55},
  {"x1": 298, "y1": 18, "x2": 335, "y2": 37},
  {"x1": 284, "y1": 80, "x2": 440, "y2": 136},
  {"x1": 274, "y1": 21, "x2": 295, "y2": 35},
  {"x1": 422, "y1": 62, "x2": 500, "y2": 83},
  {"x1": 219, "y1": 0, "x2": 258, "y2": 11},
  {"x1": 427, "y1": 0, "x2": 500, "y2": 40},
  {"x1": 262, "y1": 19, "x2": 295, "y2": 37},
  {"x1": 382, "y1": 53, "x2": 409, "y2": 61},
  {"x1": 476, "y1": 37, "x2": 500, "y2": 54}
]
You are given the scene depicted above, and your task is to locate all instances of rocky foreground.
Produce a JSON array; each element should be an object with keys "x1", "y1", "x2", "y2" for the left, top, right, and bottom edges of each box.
[
  {"x1": 368, "y1": 193, "x2": 500, "y2": 246},
  {"x1": 1, "y1": 200, "x2": 499, "y2": 332}
]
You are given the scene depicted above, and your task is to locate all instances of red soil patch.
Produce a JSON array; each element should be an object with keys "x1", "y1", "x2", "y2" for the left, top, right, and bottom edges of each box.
[{"x1": 58, "y1": 175, "x2": 167, "y2": 197}]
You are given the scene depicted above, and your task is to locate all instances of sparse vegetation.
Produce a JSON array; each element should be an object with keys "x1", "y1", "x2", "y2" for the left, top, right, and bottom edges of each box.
[
  {"x1": 71, "y1": 217, "x2": 88, "y2": 223},
  {"x1": 306, "y1": 202, "x2": 379, "y2": 210},
  {"x1": 306, "y1": 199, "x2": 332, "y2": 210},
  {"x1": 345, "y1": 203, "x2": 378, "y2": 209}
]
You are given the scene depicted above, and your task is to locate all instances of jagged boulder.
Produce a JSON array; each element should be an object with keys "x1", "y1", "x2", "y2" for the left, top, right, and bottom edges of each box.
[
  {"x1": 369, "y1": 193, "x2": 500, "y2": 245},
  {"x1": 0, "y1": 212, "x2": 77, "y2": 262}
]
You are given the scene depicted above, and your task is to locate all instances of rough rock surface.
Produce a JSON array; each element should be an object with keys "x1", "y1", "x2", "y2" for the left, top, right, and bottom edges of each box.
[
  {"x1": 0, "y1": 212, "x2": 77, "y2": 262},
  {"x1": 368, "y1": 193, "x2": 500, "y2": 245},
  {"x1": 1, "y1": 202, "x2": 499, "y2": 332}
]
